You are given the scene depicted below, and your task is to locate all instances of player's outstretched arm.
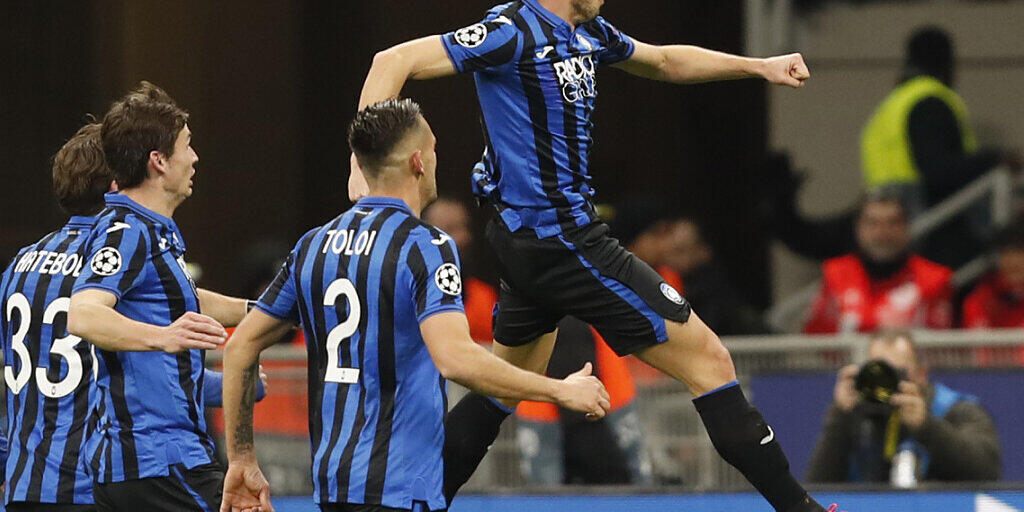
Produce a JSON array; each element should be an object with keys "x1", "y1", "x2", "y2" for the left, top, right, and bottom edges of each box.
[
  {"x1": 221, "y1": 309, "x2": 293, "y2": 512},
  {"x1": 197, "y1": 288, "x2": 249, "y2": 328},
  {"x1": 68, "y1": 289, "x2": 227, "y2": 352},
  {"x1": 421, "y1": 312, "x2": 611, "y2": 418},
  {"x1": 614, "y1": 40, "x2": 809, "y2": 88}
]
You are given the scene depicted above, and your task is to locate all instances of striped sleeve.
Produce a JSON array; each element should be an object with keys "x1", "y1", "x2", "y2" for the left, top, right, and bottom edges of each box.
[
  {"x1": 407, "y1": 231, "x2": 466, "y2": 323},
  {"x1": 594, "y1": 17, "x2": 635, "y2": 65},
  {"x1": 441, "y1": 13, "x2": 521, "y2": 73},
  {"x1": 255, "y1": 252, "x2": 300, "y2": 323},
  {"x1": 73, "y1": 219, "x2": 149, "y2": 299}
]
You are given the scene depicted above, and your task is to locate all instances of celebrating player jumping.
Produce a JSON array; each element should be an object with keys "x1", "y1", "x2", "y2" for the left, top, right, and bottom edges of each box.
[{"x1": 349, "y1": 1, "x2": 827, "y2": 511}]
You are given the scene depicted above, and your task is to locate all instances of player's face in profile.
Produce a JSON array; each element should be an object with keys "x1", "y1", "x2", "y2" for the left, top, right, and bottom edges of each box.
[
  {"x1": 571, "y1": 0, "x2": 603, "y2": 22},
  {"x1": 417, "y1": 117, "x2": 439, "y2": 204},
  {"x1": 162, "y1": 124, "x2": 199, "y2": 200}
]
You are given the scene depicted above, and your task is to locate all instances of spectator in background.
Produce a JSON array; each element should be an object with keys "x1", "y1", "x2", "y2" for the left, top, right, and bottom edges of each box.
[
  {"x1": 861, "y1": 26, "x2": 1017, "y2": 268},
  {"x1": 962, "y1": 220, "x2": 1024, "y2": 365},
  {"x1": 662, "y1": 218, "x2": 766, "y2": 335},
  {"x1": 422, "y1": 197, "x2": 499, "y2": 343},
  {"x1": 807, "y1": 330, "x2": 1001, "y2": 483},
  {"x1": 804, "y1": 192, "x2": 953, "y2": 334},
  {"x1": 963, "y1": 221, "x2": 1024, "y2": 330}
]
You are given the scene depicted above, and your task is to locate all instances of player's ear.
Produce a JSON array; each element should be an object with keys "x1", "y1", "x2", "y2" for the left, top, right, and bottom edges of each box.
[
  {"x1": 410, "y1": 150, "x2": 425, "y2": 177},
  {"x1": 109, "y1": 180, "x2": 119, "y2": 192},
  {"x1": 148, "y1": 150, "x2": 167, "y2": 178}
]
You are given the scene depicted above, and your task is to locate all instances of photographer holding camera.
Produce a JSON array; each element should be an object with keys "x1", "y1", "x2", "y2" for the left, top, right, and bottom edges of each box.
[{"x1": 806, "y1": 330, "x2": 1001, "y2": 484}]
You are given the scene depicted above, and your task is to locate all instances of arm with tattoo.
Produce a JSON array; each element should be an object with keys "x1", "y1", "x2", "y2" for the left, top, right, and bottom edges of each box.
[{"x1": 220, "y1": 310, "x2": 295, "y2": 511}]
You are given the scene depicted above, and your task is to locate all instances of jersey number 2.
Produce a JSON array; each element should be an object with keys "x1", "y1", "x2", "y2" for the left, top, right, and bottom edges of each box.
[
  {"x1": 5, "y1": 293, "x2": 92, "y2": 398},
  {"x1": 324, "y1": 279, "x2": 361, "y2": 384}
]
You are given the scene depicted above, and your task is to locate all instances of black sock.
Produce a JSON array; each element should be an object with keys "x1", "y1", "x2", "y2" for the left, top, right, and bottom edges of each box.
[
  {"x1": 442, "y1": 392, "x2": 513, "y2": 504},
  {"x1": 693, "y1": 383, "x2": 821, "y2": 512}
]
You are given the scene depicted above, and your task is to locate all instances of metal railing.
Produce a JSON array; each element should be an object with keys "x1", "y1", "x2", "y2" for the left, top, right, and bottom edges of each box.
[
  {"x1": 767, "y1": 167, "x2": 1018, "y2": 332},
  {"x1": 207, "y1": 329, "x2": 1024, "y2": 495}
]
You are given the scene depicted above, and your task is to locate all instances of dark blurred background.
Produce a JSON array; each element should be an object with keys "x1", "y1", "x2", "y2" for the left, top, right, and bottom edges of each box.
[{"x1": 0, "y1": 1, "x2": 771, "y2": 305}]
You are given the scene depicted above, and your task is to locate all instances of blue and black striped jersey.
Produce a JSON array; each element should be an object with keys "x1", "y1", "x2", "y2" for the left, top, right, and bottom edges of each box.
[
  {"x1": 256, "y1": 197, "x2": 464, "y2": 510},
  {"x1": 441, "y1": 0, "x2": 635, "y2": 238},
  {"x1": 1, "y1": 216, "x2": 98, "y2": 505},
  {"x1": 72, "y1": 193, "x2": 215, "y2": 483}
]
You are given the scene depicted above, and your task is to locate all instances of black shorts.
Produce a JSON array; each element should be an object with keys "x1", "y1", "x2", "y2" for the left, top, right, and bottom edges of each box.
[
  {"x1": 92, "y1": 463, "x2": 222, "y2": 512},
  {"x1": 6, "y1": 503, "x2": 95, "y2": 512},
  {"x1": 485, "y1": 218, "x2": 691, "y2": 356}
]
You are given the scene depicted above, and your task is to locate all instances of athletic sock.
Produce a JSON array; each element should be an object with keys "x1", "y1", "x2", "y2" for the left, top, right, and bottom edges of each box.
[
  {"x1": 442, "y1": 392, "x2": 513, "y2": 504},
  {"x1": 693, "y1": 383, "x2": 822, "y2": 512}
]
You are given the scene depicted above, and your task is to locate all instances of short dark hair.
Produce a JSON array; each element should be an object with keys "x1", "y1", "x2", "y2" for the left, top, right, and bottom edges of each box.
[
  {"x1": 347, "y1": 98, "x2": 423, "y2": 178},
  {"x1": 907, "y1": 26, "x2": 953, "y2": 81},
  {"x1": 52, "y1": 123, "x2": 110, "y2": 216},
  {"x1": 859, "y1": 188, "x2": 909, "y2": 222},
  {"x1": 101, "y1": 81, "x2": 189, "y2": 189}
]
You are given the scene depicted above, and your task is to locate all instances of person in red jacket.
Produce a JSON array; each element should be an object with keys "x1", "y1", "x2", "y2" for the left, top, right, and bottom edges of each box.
[
  {"x1": 962, "y1": 222, "x2": 1024, "y2": 364},
  {"x1": 804, "y1": 193, "x2": 953, "y2": 334}
]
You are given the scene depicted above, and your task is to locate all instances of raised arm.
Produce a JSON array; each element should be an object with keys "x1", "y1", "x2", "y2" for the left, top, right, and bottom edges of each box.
[
  {"x1": 197, "y1": 288, "x2": 249, "y2": 328},
  {"x1": 68, "y1": 289, "x2": 227, "y2": 353},
  {"x1": 220, "y1": 309, "x2": 294, "y2": 512},
  {"x1": 614, "y1": 40, "x2": 809, "y2": 88},
  {"x1": 420, "y1": 312, "x2": 610, "y2": 416},
  {"x1": 350, "y1": 35, "x2": 455, "y2": 200},
  {"x1": 359, "y1": 36, "x2": 456, "y2": 109}
]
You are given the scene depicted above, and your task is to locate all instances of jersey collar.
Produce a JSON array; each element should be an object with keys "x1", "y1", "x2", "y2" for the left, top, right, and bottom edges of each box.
[
  {"x1": 355, "y1": 196, "x2": 414, "y2": 215},
  {"x1": 65, "y1": 215, "x2": 97, "y2": 228},
  {"x1": 523, "y1": 0, "x2": 571, "y2": 29},
  {"x1": 103, "y1": 192, "x2": 184, "y2": 243}
]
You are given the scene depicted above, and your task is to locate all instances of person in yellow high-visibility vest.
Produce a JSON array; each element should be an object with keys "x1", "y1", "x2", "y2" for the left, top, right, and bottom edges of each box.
[{"x1": 861, "y1": 27, "x2": 1012, "y2": 268}]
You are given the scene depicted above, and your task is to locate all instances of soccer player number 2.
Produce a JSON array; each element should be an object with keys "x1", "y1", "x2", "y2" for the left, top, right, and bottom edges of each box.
[
  {"x1": 4, "y1": 293, "x2": 86, "y2": 398},
  {"x1": 324, "y1": 278, "x2": 362, "y2": 384}
]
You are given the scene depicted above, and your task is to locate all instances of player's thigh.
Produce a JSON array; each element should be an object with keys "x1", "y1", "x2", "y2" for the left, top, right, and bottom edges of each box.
[
  {"x1": 636, "y1": 311, "x2": 737, "y2": 397},
  {"x1": 93, "y1": 464, "x2": 222, "y2": 512},
  {"x1": 557, "y1": 224, "x2": 690, "y2": 357},
  {"x1": 6, "y1": 503, "x2": 96, "y2": 512},
  {"x1": 492, "y1": 329, "x2": 559, "y2": 375}
]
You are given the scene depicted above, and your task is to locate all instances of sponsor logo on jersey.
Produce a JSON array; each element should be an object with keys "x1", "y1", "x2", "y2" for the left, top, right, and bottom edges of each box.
[
  {"x1": 553, "y1": 54, "x2": 597, "y2": 103},
  {"x1": 105, "y1": 221, "x2": 132, "y2": 234}
]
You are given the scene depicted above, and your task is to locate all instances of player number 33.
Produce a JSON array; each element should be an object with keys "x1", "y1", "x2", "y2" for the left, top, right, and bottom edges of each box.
[{"x1": 5, "y1": 293, "x2": 97, "y2": 398}]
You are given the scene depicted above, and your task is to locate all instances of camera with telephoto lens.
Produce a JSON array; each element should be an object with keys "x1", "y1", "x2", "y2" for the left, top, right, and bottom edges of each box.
[{"x1": 854, "y1": 359, "x2": 905, "y2": 405}]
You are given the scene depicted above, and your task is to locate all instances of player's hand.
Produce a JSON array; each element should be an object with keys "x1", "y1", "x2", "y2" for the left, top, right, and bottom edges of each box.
[
  {"x1": 891, "y1": 381, "x2": 927, "y2": 430},
  {"x1": 156, "y1": 311, "x2": 228, "y2": 353},
  {"x1": 834, "y1": 364, "x2": 859, "y2": 412},
  {"x1": 349, "y1": 153, "x2": 370, "y2": 202},
  {"x1": 221, "y1": 460, "x2": 274, "y2": 512},
  {"x1": 762, "y1": 53, "x2": 809, "y2": 88},
  {"x1": 556, "y1": 362, "x2": 611, "y2": 420}
]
